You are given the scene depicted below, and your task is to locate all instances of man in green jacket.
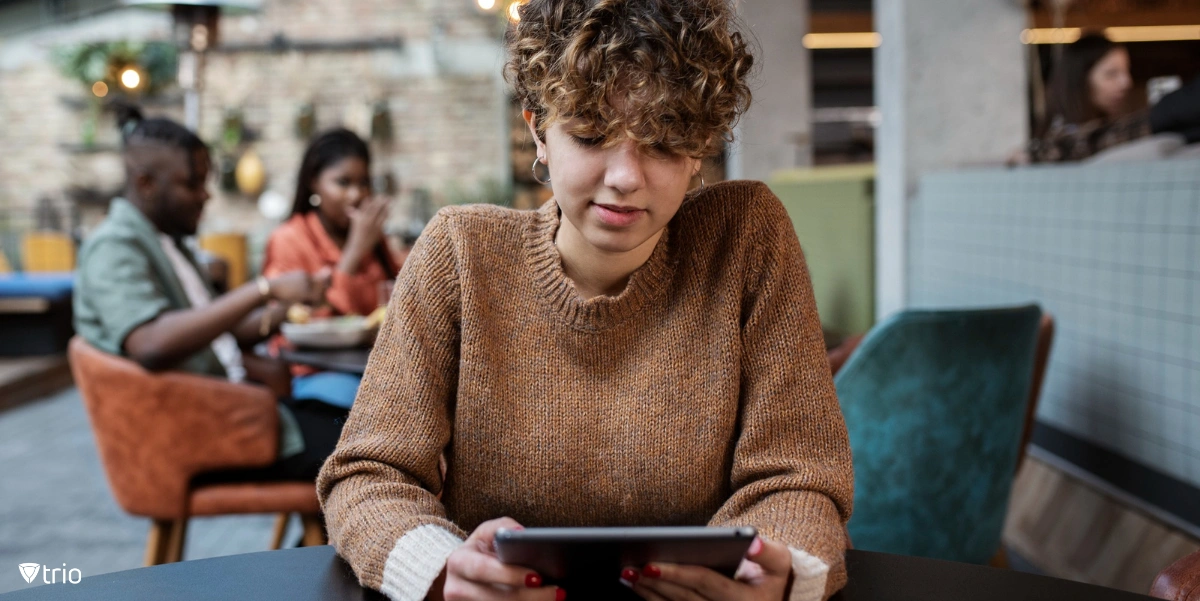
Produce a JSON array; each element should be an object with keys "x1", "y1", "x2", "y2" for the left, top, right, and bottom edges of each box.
[{"x1": 75, "y1": 109, "x2": 345, "y2": 481}]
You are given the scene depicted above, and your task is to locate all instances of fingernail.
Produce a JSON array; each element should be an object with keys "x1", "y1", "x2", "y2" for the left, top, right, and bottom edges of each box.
[
  {"x1": 621, "y1": 568, "x2": 640, "y2": 583},
  {"x1": 642, "y1": 564, "x2": 661, "y2": 578},
  {"x1": 556, "y1": 588, "x2": 567, "y2": 601},
  {"x1": 748, "y1": 537, "x2": 764, "y2": 558},
  {"x1": 525, "y1": 573, "x2": 542, "y2": 588}
]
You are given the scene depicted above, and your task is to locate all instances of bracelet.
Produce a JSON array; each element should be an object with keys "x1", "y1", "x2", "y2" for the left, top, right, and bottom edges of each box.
[{"x1": 255, "y1": 275, "x2": 271, "y2": 300}]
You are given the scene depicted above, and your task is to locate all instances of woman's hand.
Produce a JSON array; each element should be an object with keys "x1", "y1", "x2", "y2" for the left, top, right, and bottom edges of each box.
[
  {"x1": 434, "y1": 517, "x2": 565, "y2": 601},
  {"x1": 624, "y1": 536, "x2": 792, "y2": 601},
  {"x1": 339, "y1": 196, "x2": 389, "y2": 275}
]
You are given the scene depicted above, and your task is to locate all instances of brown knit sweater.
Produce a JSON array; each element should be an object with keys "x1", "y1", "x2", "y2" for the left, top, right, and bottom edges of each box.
[{"x1": 317, "y1": 180, "x2": 854, "y2": 601}]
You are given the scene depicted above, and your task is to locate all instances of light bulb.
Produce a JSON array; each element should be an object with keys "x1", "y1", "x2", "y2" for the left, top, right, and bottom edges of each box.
[{"x1": 120, "y1": 68, "x2": 142, "y2": 90}]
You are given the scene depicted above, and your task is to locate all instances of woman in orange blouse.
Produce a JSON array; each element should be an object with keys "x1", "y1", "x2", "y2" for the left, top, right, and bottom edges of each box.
[{"x1": 263, "y1": 128, "x2": 402, "y2": 408}]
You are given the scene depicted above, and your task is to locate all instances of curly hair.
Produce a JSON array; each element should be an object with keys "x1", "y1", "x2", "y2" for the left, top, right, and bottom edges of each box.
[{"x1": 505, "y1": 0, "x2": 754, "y2": 158}]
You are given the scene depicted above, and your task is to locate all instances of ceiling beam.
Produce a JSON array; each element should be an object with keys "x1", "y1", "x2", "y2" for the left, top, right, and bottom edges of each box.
[
  {"x1": 810, "y1": 11, "x2": 873, "y2": 34},
  {"x1": 1029, "y1": 7, "x2": 1200, "y2": 29}
]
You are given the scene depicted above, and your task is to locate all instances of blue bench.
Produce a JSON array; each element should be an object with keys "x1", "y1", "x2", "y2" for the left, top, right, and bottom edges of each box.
[{"x1": 0, "y1": 272, "x2": 75, "y2": 356}]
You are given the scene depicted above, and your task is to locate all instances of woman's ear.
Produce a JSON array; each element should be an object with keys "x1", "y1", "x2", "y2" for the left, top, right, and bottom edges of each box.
[
  {"x1": 523, "y1": 109, "x2": 547, "y2": 158},
  {"x1": 309, "y1": 169, "x2": 330, "y2": 201}
]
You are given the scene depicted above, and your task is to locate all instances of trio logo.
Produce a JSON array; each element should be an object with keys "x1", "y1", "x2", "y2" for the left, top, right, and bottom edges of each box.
[
  {"x1": 18, "y1": 562, "x2": 81, "y2": 585},
  {"x1": 17, "y1": 564, "x2": 38, "y2": 584}
]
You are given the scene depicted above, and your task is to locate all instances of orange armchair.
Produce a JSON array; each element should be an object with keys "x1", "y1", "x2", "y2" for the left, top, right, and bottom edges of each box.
[
  {"x1": 1153, "y1": 549, "x2": 1200, "y2": 601},
  {"x1": 68, "y1": 337, "x2": 323, "y2": 566}
]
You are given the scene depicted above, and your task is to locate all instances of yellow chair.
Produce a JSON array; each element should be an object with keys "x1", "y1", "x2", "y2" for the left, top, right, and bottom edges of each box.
[
  {"x1": 21, "y1": 232, "x2": 76, "y2": 272},
  {"x1": 199, "y1": 233, "x2": 248, "y2": 288}
]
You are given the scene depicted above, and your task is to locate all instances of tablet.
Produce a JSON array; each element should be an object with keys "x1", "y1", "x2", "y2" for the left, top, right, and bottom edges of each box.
[{"x1": 494, "y1": 526, "x2": 757, "y2": 599}]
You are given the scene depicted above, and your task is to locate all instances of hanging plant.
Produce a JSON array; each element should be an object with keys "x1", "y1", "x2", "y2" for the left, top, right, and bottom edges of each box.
[
  {"x1": 371, "y1": 100, "x2": 394, "y2": 143},
  {"x1": 295, "y1": 102, "x2": 317, "y2": 140},
  {"x1": 52, "y1": 41, "x2": 178, "y2": 98}
]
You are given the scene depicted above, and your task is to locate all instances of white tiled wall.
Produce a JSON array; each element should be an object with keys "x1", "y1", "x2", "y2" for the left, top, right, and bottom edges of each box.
[{"x1": 908, "y1": 159, "x2": 1200, "y2": 487}]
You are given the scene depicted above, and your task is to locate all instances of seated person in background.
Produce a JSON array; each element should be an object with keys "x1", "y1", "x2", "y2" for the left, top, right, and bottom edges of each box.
[
  {"x1": 74, "y1": 108, "x2": 345, "y2": 482},
  {"x1": 262, "y1": 128, "x2": 403, "y2": 409},
  {"x1": 1028, "y1": 33, "x2": 1200, "y2": 163}
]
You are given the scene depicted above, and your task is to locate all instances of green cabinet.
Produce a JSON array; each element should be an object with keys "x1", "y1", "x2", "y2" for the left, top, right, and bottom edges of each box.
[{"x1": 768, "y1": 165, "x2": 875, "y2": 338}]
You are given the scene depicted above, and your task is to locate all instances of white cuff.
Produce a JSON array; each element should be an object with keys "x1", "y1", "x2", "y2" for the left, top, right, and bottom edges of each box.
[
  {"x1": 380, "y1": 524, "x2": 465, "y2": 601},
  {"x1": 786, "y1": 546, "x2": 830, "y2": 601}
]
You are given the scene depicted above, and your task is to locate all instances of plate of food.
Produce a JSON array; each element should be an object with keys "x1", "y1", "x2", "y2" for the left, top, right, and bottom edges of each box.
[{"x1": 280, "y1": 306, "x2": 386, "y2": 349}]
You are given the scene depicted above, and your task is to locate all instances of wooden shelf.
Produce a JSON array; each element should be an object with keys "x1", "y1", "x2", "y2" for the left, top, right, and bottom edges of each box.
[
  {"x1": 58, "y1": 143, "x2": 121, "y2": 155},
  {"x1": 57, "y1": 92, "x2": 185, "y2": 112}
]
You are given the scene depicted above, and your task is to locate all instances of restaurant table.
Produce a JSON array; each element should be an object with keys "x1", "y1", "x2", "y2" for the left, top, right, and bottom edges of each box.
[
  {"x1": 272, "y1": 346, "x2": 372, "y2": 375},
  {"x1": 0, "y1": 545, "x2": 1160, "y2": 601}
]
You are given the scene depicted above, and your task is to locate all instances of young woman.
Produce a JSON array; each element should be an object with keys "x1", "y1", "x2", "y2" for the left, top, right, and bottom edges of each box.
[
  {"x1": 262, "y1": 129, "x2": 401, "y2": 408},
  {"x1": 1046, "y1": 33, "x2": 1133, "y2": 128},
  {"x1": 1028, "y1": 33, "x2": 1200, "y2": 162},
  {"x1": 318, "y1": 2, "x2": 853, "y2": 601}
]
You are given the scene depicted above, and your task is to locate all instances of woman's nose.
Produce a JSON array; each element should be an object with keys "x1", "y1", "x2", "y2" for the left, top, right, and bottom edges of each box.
[{"x1": 604, "y1": 141, "x2": 647, "y2": 194}]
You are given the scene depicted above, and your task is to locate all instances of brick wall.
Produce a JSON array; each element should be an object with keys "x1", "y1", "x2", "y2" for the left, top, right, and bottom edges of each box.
[{"x1": 0, "y1": 0, "x2": 510, "y2": 245}]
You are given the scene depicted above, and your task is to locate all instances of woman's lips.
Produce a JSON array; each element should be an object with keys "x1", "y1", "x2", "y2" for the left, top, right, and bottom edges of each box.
[{"x1": 591, "y1": 202, "x2": 646, "y2": 227}]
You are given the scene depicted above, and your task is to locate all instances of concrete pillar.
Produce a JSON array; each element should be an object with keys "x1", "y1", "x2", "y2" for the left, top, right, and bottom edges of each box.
[
  {"x1": 874, "y1": 0, "x2": 1027, "y2": 319},
  {"x1": 729, "y1": 0, "x2": 811, "y2": 182}
]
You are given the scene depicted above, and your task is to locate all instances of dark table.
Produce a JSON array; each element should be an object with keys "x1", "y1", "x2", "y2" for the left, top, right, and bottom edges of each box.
[
  {"x1": 275, "y1": 347, "x2": 372, "y2": 375},
  {"x1": 0, "y1": 546, "x2": 1158, "y2": 601}
]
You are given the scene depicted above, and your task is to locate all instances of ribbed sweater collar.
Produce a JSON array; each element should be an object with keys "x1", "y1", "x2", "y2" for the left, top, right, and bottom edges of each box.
[{"x1": 523, "y1": 199, "x2": 675, "y2": 332}]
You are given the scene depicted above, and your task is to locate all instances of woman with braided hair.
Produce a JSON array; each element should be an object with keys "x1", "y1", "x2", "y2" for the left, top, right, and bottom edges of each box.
[{"x1": 318, "y1": 2, "x2": 853, "y2": 600}]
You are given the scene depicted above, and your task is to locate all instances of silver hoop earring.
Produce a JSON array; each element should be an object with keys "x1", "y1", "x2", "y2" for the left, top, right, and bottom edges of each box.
[
  {"x1": 531, "y1": 157, "x2": 551, "y2": 185},
  {"x1": 309, "y1": 194, "x2": 322, "y2": 207}
]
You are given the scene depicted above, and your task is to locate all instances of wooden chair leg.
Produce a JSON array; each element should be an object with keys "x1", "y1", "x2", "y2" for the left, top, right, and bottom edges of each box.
[
  {"x1": 300, "y1": 514, "x2": 326, "y2": 547},
  {"x1": 164, "y1": 519, "x2": 188, "y2": 563},
  {"x1": 270, "y1": 513, "x2": 290, "y2": 550},
  {"x1": 144, "y1": 520, "x2": 172, "y2": 566}
]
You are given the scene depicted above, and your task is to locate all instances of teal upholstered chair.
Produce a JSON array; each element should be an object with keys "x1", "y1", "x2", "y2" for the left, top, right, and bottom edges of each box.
[{"x1": 834, "y1": 305, "x2": 1043, "y2": 564}]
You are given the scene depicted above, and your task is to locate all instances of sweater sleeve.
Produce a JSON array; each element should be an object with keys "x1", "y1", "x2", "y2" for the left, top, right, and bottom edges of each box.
[
  {"x1": 707, "y1": 191, "x2": 855, "y2": 601},
  {"x1": 316, "y1": 211, "x2": 465, "y2": 601},
  {"x1": 262, "y1": 222, "x2": 379, "y2": 316},
  {"x1": 261, "y1": 226, "x2": 306, "y2": 279},
  {"x1": 326, "y1": 269, "x2": 384, "y2": 316}
]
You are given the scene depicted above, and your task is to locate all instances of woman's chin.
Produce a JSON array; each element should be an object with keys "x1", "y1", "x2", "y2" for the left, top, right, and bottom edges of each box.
[{"x1": 582, "y1": 228, "x2": 657, "y2": 255}]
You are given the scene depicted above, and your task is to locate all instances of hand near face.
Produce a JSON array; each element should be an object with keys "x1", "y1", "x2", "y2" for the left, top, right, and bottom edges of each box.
[
  {"x1": 345, "y1": 196, "x2": 390, "y2": 252},
  {"x1": 624, "y1": 537, "x2": 792, "y2": 601}
]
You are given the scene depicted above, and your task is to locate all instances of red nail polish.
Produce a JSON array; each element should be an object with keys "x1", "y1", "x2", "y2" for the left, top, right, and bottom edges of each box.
[
  {"x1": 525, "y1": 573, "x2": 542, "y2": 588},
  {"x1": 621, "y1": 568, "x2": 640, "y2": 583},
  {"x1": 556, "y1": 588, "x2": 567, "y2": 601},
  {"x1": 642, "y1": 564, "x2": 661, "y2": 578}
]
